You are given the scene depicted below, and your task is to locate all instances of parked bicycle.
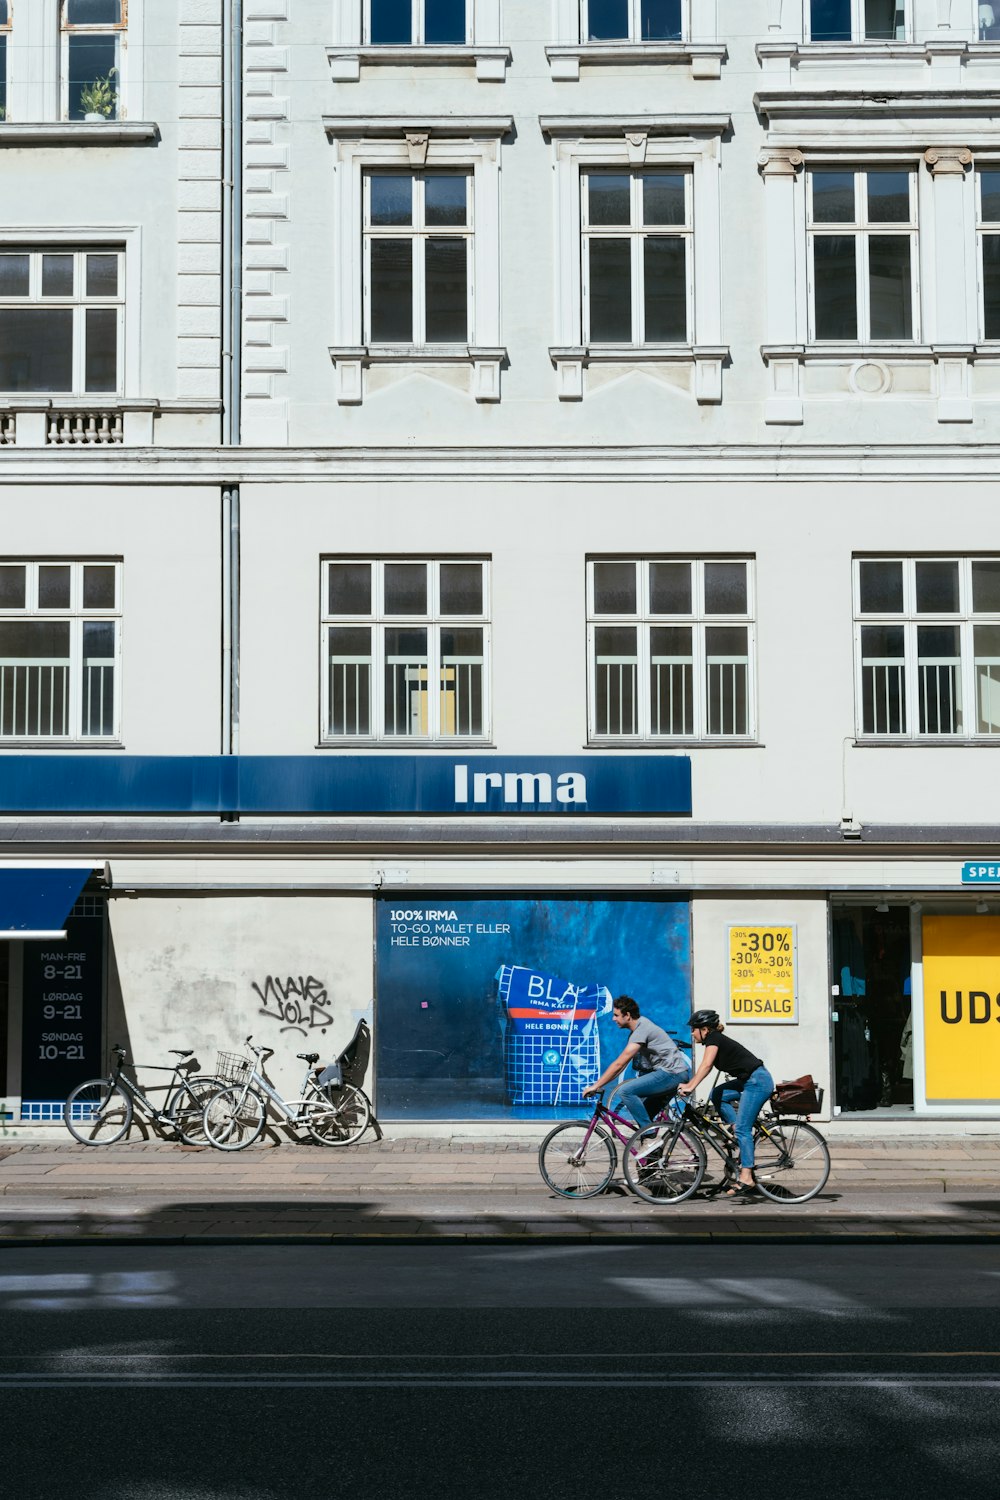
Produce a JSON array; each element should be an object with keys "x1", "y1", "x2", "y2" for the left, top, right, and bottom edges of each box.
[
  {"x1": 202, "y1": 1037, "x2": 372, "y2": 1151},
  {"x1": 63, "y1": 1046, "x2": 225, "y2": 1147},
  {"x1": 623, "y1": 1092, "x2": 831, "y2": 1205},
  {"x1": 537, "y1": 1085, "x2": 683, "y2": 1198}
]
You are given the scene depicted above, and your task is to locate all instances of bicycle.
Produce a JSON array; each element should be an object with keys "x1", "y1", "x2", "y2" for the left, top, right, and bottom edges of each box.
[
  {"x1": 63, "y1": 1045, "x2": 225, "y2": 1147},
  {"x1": 537, "y1": 1086, "x2": 703, "y2": 1199},
  {"x1": 623, "y1": 1091, "x2": 831, "y2": 1206},
  {"x1": 202, "y1": 1037, "x2": 372, "y2": 1151}
]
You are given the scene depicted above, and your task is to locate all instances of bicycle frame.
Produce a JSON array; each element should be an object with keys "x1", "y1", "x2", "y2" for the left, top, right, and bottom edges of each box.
[
  {"x1": 579, "y1": 1088, "x2": 657, "y2": 1157},
  {"x1": 229, "y1": 1052, "x2": 335, "y2": 1126},
  {"x1": 108, "y1": 1054, "x2": 197, "y2": 1124}
]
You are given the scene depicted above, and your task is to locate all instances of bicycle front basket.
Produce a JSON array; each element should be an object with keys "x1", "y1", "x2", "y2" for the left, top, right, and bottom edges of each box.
[{"x1": 215, "y1": 1049, "x2": 251, "y2": 1084}]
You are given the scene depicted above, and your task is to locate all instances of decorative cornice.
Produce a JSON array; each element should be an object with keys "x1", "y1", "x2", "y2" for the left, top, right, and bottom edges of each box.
[
  {"x1": 323, "y1": 115, "x2": 514, "y2": 139},
  {"x1": 758, "y1": 147, "x2": 805, "y2": 176},
  {"x1": 540, "y1": 113, "x2": 731, "y2": 138},
  {"x1": 0, "y1": 122, "x2": 159, "y2": 146}
]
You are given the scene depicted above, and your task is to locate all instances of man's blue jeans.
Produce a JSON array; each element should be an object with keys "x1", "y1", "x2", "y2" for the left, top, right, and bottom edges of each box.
[
  {"x1": 712, "y1": 1067, "x2": 775, "y2": 1169},
  {"x1": 617, "y1": 1067, "x2": 690, "y2": 1129}
]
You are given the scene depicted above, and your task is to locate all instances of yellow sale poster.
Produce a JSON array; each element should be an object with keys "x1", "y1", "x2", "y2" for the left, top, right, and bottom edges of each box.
[
  {"x1": 728, "y1": 925, "x2": 797, "y2": 1024},
  {"x1": 923, "y1": 915, "x2": 1000, "y2": 1103}
]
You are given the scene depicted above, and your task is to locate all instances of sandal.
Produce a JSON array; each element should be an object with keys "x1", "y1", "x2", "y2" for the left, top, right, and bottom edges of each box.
[{"x1": 729, "y1": 1183, "x2": 758, "y2": 1202}]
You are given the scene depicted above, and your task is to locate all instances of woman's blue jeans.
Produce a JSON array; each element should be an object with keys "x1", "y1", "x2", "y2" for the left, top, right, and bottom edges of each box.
[
  {"x1": 617, "y1": 1066, "x2": 691, "y2": 1129},
  {"x1": 712, "y1": 1067, "x2": 775, "y2": 1169}
]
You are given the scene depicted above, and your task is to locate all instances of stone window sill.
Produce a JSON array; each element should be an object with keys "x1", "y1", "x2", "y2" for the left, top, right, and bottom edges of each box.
[
  {"x1": 328, "y1": 45, "x2": 511, "y2": 82},
  {"x1": 550, "y1": 344, "x2": 728, "y2": 403},
  {"x1": 546, "y1": 42, "x2": 726, "y2": 81},
  {"x1": 0, "y1": 122, "x2": 159, "y2": 146},
  {"x1": 329, "y1": 345, "x2": 507, "y2": 404},
  {"x1": 760, "y1": 343, "x2": 1000, "y2": 424}
]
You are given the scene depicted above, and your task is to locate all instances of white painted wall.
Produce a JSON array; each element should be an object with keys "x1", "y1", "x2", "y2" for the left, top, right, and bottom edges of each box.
[{"x1": 107, "y1": 893, "x2": 376, "y2": 1102}]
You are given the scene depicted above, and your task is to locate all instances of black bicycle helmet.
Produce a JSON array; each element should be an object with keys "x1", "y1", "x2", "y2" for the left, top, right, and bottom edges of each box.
[{"x1": 687, "y1": 1009, "x2": 721, "y2": 1030}]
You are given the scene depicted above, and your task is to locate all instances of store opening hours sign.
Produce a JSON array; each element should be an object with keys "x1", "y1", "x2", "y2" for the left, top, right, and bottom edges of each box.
[{"x1": 728, "y1": 925, "x2": 797, "y2": 1024}]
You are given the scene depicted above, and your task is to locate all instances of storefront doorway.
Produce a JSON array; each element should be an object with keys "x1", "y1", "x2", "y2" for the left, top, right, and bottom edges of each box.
[
  {"x1": 831, "y1": 905, "x2": 913, "y2": 1114},
  {"x1": 0, "y1": 943, "x2": 8, "y2": 1112}
]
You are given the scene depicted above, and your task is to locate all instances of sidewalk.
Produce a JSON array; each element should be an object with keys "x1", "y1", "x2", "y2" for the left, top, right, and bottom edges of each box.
[{"x1": 1, "y1": 1132, "x2": 999, "y2": 1243}]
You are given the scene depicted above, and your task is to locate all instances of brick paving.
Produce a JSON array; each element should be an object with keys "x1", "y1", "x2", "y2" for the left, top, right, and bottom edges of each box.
[{"x1": 0, "y1": 1130, "x2": 997, "y2": 1242}]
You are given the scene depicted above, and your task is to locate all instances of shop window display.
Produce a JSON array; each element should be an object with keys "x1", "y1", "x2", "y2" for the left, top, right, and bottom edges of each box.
[{"x1": 832, "y1": 905, "x2": 912, "y2": 1112}]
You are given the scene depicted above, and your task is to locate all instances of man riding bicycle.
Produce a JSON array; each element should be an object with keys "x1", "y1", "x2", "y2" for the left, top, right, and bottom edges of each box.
[{"x1": 582, "y1": 996, "x2": 690, "y2": 1130}]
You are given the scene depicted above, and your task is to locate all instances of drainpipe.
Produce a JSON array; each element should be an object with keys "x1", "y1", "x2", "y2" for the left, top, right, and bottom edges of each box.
[{"x1": 221, "y1": 0, "x2": 242, "y2": 787}]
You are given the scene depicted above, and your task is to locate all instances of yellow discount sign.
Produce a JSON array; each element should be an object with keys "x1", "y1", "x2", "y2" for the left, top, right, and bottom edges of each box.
[
  {"x1": 728, "y1": 925, "x2": 797, "y2": 1024},
  {"x1": 923, "y1": 914, "x2": 1000, "y2": 1104}
]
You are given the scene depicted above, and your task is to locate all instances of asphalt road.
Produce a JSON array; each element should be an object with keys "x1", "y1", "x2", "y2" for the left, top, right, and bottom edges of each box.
[{"x1": 2, "y1": 1242, "x2": 999, "y2": 1499}]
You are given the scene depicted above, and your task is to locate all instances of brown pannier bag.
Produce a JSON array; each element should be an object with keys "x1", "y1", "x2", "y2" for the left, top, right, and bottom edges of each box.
[{"x1": 771, "y1": 1074, "x2": 822, "y2": 1115}]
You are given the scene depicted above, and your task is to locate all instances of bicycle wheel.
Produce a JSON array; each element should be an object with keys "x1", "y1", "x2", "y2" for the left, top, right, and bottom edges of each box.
[
  {"x1": 203, "y1": 1084, "x2": 267, "y2": 1151},
  {"x1": 63, "y1": 1079, "x2": 133, "y2": 1145},
  {"x1": 304, "y1": 1084, "x2": 372, "y2": 1147},
  {"x1": 753, "y1": 1118, "x2": 831, "y2": 1204},
  {"x1": 623, "y1": 1124, "x2": 707, "y2": 1205},
  {"x1": 167, "y1": 1075, "x2": 225, "y2": 1146},
  {"x1": 538, "y1": 1121, "x2": 617, "y2": 1198}
]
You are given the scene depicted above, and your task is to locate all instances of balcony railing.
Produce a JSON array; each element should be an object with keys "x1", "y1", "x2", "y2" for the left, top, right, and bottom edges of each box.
[
  {"x1": 862, "y1": 656, "x2": 906, "y2": 735},
  {"x1": 0, "y1": 659, "x2": 70, "y2": 737},
  {"x1": 47, "y1": 411, "x2": 123, "y2": 445},
  {"x1": 918, "y1": 657, "x2": 961, "y2": 735}
]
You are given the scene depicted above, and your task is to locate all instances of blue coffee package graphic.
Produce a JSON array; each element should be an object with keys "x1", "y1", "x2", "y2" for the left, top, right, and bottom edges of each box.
[{"x1": 496, "y1": 964, "x2": 613, "y2": 1106}]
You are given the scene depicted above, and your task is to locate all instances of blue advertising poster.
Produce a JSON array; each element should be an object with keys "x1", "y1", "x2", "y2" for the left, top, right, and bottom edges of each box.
[{"x1": 375, "y1": 895, "x2": 691, "y2": 1120}]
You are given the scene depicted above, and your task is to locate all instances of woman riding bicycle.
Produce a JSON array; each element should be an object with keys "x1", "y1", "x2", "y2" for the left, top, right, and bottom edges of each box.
[
  {"x1": 678, "y1": 1010, "x2": 774, "y2": 1200},
  {"x1": 581, "y1": 995, "x2": 690, "y2": 1130}
]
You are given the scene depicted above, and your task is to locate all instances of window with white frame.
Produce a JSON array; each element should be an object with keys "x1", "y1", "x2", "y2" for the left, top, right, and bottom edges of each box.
[
  {"x1": 980, "y1": 3, "x2": 1000, "y2": 40},
  {"x1": 582, "y1": 170, "x2": 691, "y2": 344},
  {"x1": 588, "y1": 559, "x2": 755, "y2": 741},
  {"x1": 0, "y1": 560, "x2": 120, "y2": 740},
  {"x1": 582, "y1": 0, "x2": 685, "y2": 42},
  {"x1": 978, "y1": 168, "x2": 1000, "y2": 340},
  {"x1": 364, "y1": 172, "x2": 473, "y2": 344},
  {"x1": 807, "y1": 1, "x2": 907, "y2": 40},
  {"x1": 0, "y1": 2, "x2": 10, "y2": 121},
  {"x1": 61, "y1": 0, "x2": 125, "y2": 122},
  {"x1": 808, "y1": 167, "x2": 917, "y2": 341},
  {"x1": 366, "y1": 0, "x2": 468, "y2": 44},
  {"x1": 855, "y1": 558, "x2": 1000, "y2": 739},
  {"x1": 0, "y1": 248, "x2": 122, "y2": 393},
  {"x1": 323, "y1": 559, "x2": 489, "y2": 740}
]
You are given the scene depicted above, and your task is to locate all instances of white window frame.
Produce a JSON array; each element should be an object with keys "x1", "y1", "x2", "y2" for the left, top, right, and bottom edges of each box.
[
  {"x1": 804, "y1": 1, "x2": 909, "y2": 42},
  {"x1": 326, "y1": 123, "x2": 506, "y2": 403},
  {"x1": 364, "y1": 0, "x2": 471, "y2": 45},
  {"x1": 581, "y1": 168, "x2": 693, "y2": 345},
  {"x1": 547, "y1": 123, "x2": 725, "y2": 399},
  {"x1": 586, "y1": 558, "x2": 757, "y2": 744},
  {"x1": 320, "y1": 558, "x2": 491, "y2": 744},
  {"x1": 579, "y1": 0, "x2": 689, "y2": 42},
  {"x1": 853, "y1": 556, "x2": 1000, "y2": 741},
  {"x1": 363, "y1": 170, "x2": 475, "y2": 347},
  {"x1": 60, "y1": 0, "x2": 127, "y2": 123},
  {"x1": 0, "y1": 245, "x2": 125, "y2": 396},
  {"x1": 806, "y1": 164, "x2": 920, "y2": 343},
  {"x1": 977, "y1": 164, "x2": 1000, "y2": 341},
  {"x1": 0, "y1": 558, "x2": 122, "y2": 743},
  {"x1": 0, "y1": 2, "x2": 11, "y2": 121}
]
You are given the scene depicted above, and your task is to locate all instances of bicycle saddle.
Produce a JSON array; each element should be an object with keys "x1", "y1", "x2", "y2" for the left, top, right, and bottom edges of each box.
[
  {"x1": 296, "y1": 1051, "x2": 320, "y2": 1064},
  {"x1": 169, "y1": 1049, "x2": 194, "y2": 1058}
]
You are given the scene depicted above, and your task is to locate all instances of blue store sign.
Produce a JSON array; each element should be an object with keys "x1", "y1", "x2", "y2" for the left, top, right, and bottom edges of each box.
[
  {"x1": 962, "y1": 862, "x2": 1000, "y2": 884},
  {"x1": 0, "y1": 755, "x2": 692, "y2": 817}
]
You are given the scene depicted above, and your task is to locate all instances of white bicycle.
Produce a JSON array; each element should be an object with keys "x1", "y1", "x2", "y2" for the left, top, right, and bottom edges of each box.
[{"x1": 202, "y1": 1037, "x2": 372, "y2": 1151}]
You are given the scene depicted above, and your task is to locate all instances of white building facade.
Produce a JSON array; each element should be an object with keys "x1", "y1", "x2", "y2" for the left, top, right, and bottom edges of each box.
[{"x1": 3, "y1": 0, "x2": 1000, "y2": 1131}]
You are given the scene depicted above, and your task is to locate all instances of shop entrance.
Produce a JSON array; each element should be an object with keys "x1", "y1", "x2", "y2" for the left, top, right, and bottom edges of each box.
[
  {"x1": 831, "y1": 905, "x2": 913, "y2": 1113},
  {"x1": 0, "y1": 943, "x2": 8, "y2": 1108}
]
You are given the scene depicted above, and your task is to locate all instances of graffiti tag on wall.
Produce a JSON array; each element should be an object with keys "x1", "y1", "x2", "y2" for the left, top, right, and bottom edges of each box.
[{"x1": 252, "y1": 975, "x2": 334, "y2": 1036}]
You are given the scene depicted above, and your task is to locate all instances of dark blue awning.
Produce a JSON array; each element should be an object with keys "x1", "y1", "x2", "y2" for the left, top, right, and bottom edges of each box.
[{"x1": 0, "y1": 868, "x2": 93, "y2": 938}]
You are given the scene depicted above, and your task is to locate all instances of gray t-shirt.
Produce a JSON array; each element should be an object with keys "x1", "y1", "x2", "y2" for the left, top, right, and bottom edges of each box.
[{"x1": 629, "y1": 1017, "x2": 687, "y2": 1076}]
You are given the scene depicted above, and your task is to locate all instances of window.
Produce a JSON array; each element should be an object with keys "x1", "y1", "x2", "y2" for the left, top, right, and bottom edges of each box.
[
  {"x1": 583, "y1": 0, "x2": 684, "y2": 42},
  {"x1": 979, "y1": 169, "x2": 1000, "y2": 340},
  {"x1": 588, "y1": 559, "x2": 755, "y2": 740},
  {"x1": 323, "y1": 559, "x2": 489, "y2": 740},
  {"x1": 855, "y1": 558, "x2": 1000, "y2": 739},
  {"x1": 364, "y1": 172, "x2": 472, "y2": 345},
  {"x1": 0, "y1": 2, "x2": 10, "y2": 122},
  {"x1": 0, "y1": 561, "x2": 120, "y2": 740},
  {"x1": 61, "y1": 0, "x2": 125, "y2": 122},
  {"x1": 807, "y1": 1, "x2": 906, "y2": 40},
  {"x1": 582, "y1": 171, "x2": 691, "y2": 344},
  {"x1": 0, "y1": 248, "x2": 122, "y2": 393},
  {"x1": 367, "y1": 0, "x2": 467, "y2": 44},
  {"x1": 980, "y1": 3, "x2": 1000, "y2": 40},
  {"x1": 808, "y1": 167, "x2": 916, "y2": 341}
]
